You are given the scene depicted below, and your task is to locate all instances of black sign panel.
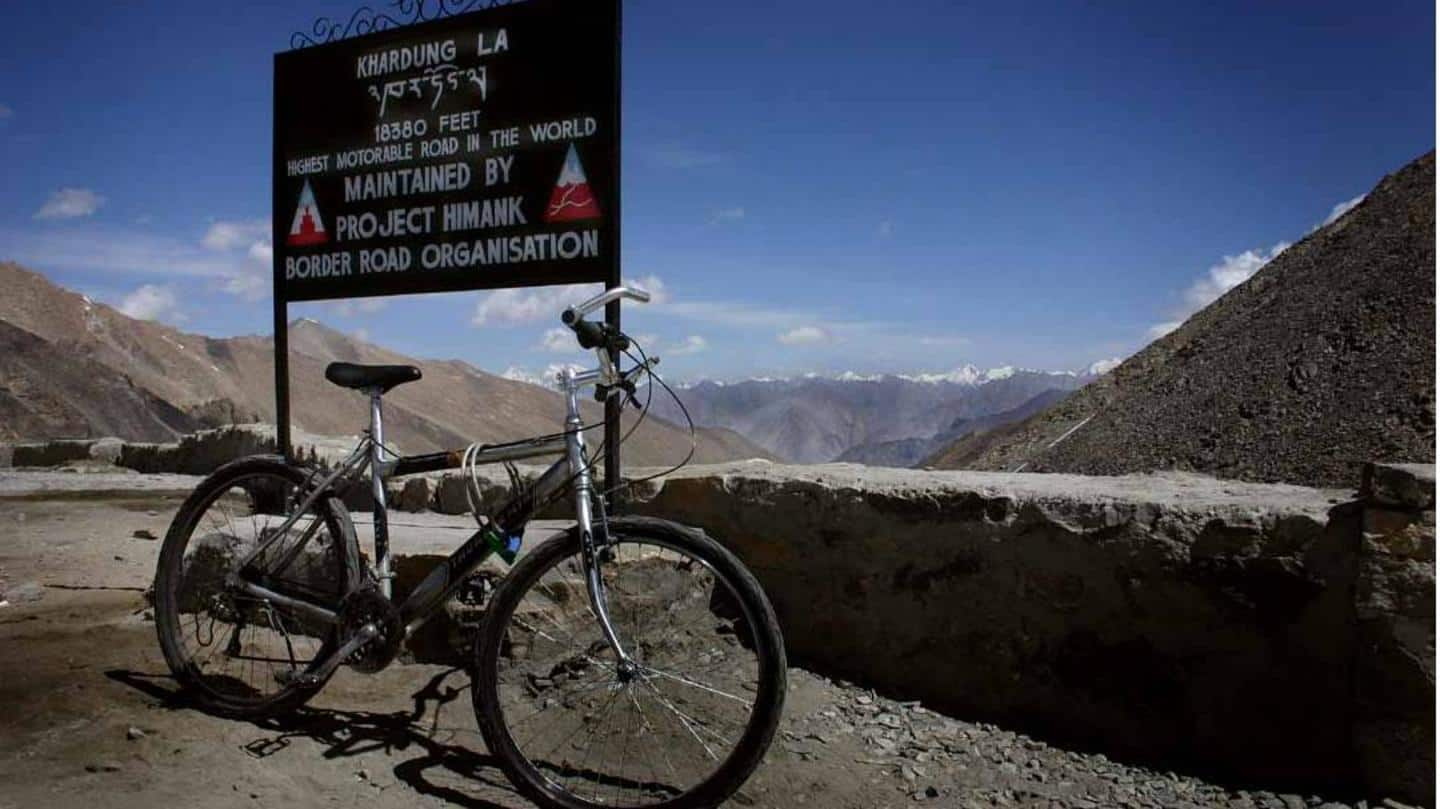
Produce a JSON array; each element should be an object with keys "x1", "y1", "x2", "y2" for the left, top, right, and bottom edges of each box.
[{"x1": 272, "y1": 0, "x2": 619, "y2": 302}]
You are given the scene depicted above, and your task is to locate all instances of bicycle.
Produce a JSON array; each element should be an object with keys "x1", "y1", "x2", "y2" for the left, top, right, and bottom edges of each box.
[{"x1": 151, "y1": 286, "x2": 787, "y2": 809}]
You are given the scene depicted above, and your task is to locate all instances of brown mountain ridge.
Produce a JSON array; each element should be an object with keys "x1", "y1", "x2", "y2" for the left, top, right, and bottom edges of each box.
[{"x1": 0, "y1": 261, "x2": 773, "y2": 465}]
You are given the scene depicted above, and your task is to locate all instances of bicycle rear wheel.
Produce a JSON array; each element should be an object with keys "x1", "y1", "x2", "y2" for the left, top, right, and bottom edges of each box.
[
  {"x1": 153, "y1": 457, "x2": 356, "y2": 717},
  {"x1": 473, "y1": 516, "x2": 787, "y2": 809}
]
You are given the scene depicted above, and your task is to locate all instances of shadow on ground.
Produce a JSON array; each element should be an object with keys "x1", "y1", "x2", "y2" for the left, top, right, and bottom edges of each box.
[{"x1": 106, "y1": 667, "x2": 520, "y2": 809}]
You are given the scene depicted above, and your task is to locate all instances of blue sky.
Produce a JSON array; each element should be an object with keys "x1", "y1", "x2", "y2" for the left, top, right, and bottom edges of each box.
[{"x1": 0, "y1": 0, "x2": 1433, "y2": 382}]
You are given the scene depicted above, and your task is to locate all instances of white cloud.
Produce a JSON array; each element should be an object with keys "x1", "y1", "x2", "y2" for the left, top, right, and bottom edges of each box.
[
  {"x1": 473, "y1": 282, "x2": 603, "y2": 326},
  {"x1": 472, "y1": 274, "x2": 668, "y2": 327},
  {"x1": 1320, "y1": 194, "x2": 1365, "y2": 228},
  {"x1": 667, "y1": 335, "x2": 708, "y2": 355},
  {"x1": 536, "y1": 327, "x2": 580, "y2": 353},
  {"x1": 709, "y1": 207, "x2": 745, "y2": 224},
  {"x1": 1086, "y1": 357, "x2": 1123, "y2": 376},
  {"x1": 221, "y1": 271, "x2": 269, "y2": 301},
  {"x1": 34, "y1": 188, "x2": 105, "y2": 220},
  {"x1": 200, "y1": 220, "x2": 272, "y2": 301},
  {"x1": 501, "y1": 366, "x2": 542, "y2": 386},
  {"x1": 777, "y1": 326, "x2": 832, "y2": 345},
  {"x1": 119, "y1": 284, "x2": 181, "y2": 322},
  {"x1": 629, "y1": 274, "x2": 669, "y2": 304},
  {"x1": 1148, "y1": 321, "x2": 1182, "y2": 339},
  {"x1": 1149, "y1": 242, "x2": 1287, "y2": 338},
  {"x1": 2, "y1": 223, "x2": 273, "y2": 303},
  {"x1": 1146, "y1": 192, "x2": 1371, "y2": 341},
  {"x1": 1182, "y1": 242, "x2": 1287, "y2": 310},
  {"x1": 247, "y1": 241, "x2": 273, "y2": 264},
  {"x1": 202, "y1": 219, "x2": 269, "y2": 251}
]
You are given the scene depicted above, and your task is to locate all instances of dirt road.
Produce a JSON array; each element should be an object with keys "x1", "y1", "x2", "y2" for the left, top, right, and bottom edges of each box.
[{"x1": 0, "y1": 473, "x2": 1387, "y2": 809}]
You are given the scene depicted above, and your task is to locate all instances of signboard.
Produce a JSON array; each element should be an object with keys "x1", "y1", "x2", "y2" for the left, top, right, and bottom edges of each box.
[{"x1": 273, "y1": 0, "x2": 619, "y2": 302}]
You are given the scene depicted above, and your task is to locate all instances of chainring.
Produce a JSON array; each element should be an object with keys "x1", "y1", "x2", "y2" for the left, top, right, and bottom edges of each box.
[{"x1": 337, "y1": 588, "x2": 404, "y2": 673}]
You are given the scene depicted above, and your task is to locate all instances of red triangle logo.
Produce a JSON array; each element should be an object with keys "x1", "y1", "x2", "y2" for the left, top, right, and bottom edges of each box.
[
  {"x1": 545, "y1": 144, "x2": 601, "y2": 223},
  {"x1": 287, "y1": 180, "x2": 328, "y2": 247}
]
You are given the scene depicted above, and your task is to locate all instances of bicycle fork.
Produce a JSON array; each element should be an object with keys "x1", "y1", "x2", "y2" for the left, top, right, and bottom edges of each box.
[{"x1": 561, "y1": 368, "x2": 634, "y2": 672}]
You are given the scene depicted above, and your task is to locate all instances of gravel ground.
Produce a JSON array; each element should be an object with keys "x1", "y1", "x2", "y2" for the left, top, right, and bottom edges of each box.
[{"x1": 0, "y1": 475, "x2": 1413, "y2": 809}]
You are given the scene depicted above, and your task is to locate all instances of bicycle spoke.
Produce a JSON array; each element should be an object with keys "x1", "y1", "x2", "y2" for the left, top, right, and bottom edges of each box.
[
  {"x1": 643, "y1": 666, "x2": 750, "y2": 705},
  {"x1": 489, "y1": 534, "x2": 771, "y2": 806},
  {"x1": 162, "y1": 469, "x2": 343, "y2": 708}
]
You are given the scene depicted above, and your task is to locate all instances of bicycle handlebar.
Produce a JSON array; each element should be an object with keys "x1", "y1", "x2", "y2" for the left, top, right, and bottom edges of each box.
[{"x1": 561, "y1": 285, "x2": 652, "y2": 326}]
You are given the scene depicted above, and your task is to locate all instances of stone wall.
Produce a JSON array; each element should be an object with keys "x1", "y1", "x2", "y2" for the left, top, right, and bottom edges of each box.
[
  {"x1": 2, "y1": 425, "x2": 356, "y2": 475},
  {"x1": 611, "y1": 461, "x2": 1430, "y2": 805},
  {"x1": 1352, "y1": 463, "x2": 1435, "y2": 805}
]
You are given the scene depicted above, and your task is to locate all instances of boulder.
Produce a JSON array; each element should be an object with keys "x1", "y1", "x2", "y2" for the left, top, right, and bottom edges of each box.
[
  {"x1": 1362, "y1": 462, "x2": 1436, "y2": 511},
  {"x1": 395, "y1": 477, "x2": 433, "y2": 513}
]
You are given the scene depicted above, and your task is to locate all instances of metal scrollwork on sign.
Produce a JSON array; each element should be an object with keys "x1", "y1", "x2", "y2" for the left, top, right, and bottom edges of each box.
[{"x1": 290, "y1": 0, "x2": 527, "y2": 49}]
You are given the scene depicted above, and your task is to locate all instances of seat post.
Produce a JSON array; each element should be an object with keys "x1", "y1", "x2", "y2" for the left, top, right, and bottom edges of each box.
[{"x1": 368, "y1": 388, "x2": 392, "y2": 597}]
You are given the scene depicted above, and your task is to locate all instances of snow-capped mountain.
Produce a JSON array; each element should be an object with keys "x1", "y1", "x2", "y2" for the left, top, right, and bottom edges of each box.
[
  {"x1": 678, "y1": 361, "x2": 1114, "y2": 390},
  {"x1": 651, "y1": 365, "x2": 1102, "y2": 463}
]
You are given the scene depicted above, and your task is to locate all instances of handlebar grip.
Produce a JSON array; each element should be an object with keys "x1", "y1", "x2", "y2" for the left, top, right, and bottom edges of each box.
[{"x1": 573, "y1": 319, "x2": 607, "y2": 349}]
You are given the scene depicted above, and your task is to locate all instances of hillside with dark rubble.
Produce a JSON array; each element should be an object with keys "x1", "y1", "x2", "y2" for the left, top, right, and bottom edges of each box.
[{"x1": 927, "y1": 152, "x2": 1436, "y2": 488}]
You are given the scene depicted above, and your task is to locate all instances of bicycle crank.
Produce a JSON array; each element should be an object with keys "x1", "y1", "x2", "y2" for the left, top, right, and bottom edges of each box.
[{"x1": 336, "y1": 587, "x2": 404, "y2": 673}]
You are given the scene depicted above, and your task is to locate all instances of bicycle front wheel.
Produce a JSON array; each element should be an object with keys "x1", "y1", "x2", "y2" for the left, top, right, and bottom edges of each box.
[{"x1": 473, "y1": 517, "x2": 787, "y2": 809}]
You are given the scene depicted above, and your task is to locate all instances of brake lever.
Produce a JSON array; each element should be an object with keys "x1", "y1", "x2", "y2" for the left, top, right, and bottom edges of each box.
[{"x1": 594, "y1": 379, "x2": 643, "y2": 409}]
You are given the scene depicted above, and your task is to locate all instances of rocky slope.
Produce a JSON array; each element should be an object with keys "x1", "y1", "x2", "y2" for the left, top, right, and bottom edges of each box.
[
  {"x1": 655, "y1": 371, "x2": 1091, "y2": 463},
  {"x1": 928, "y1": 152, "x2": 1437, "y2": 488},
  {"x1": 0, "y1": 262, "x2": 772, "y2": 465},
  {"x1": 0, "y1": 320, "x2": 199, "y2": 442}
]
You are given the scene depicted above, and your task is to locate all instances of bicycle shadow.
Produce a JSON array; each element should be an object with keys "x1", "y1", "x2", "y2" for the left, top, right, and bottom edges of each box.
[{"x1": 105, "y1": 667, "x2": 522, "y2": 809}]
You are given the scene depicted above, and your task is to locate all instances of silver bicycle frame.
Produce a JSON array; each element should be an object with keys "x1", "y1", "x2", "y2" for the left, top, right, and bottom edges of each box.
[{"x1": 231, "y1": 362, "x2": 633, "y2": 663}]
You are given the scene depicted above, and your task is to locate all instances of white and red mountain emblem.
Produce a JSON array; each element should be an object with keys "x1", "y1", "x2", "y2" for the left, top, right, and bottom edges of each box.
[
  {"x1": 287, "y1": 180, "x2": 328, "y2": 247},
  {"x1": 544, "y1": 144, "x2": 602, "y2": 223}
]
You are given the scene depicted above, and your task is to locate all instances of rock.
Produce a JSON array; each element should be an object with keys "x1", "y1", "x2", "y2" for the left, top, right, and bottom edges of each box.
[
  {"x1": 396, "y1": 477, "x2": 432, "y2": 512},
  {"x1": 1362, "y1": 463, "x2": 1436, "y2": 511},
  {"x1": 132, "y1": 529, "x2": 158, "y2": 540},
  {"x1": 434, "y1": 474, "x2": 471, "y2": 515},
  {"x1": 126, "y1": 726, "x2": 146, "y2": 741}
]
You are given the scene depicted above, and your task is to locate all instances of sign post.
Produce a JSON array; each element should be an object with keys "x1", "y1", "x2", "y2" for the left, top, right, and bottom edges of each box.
[{"x1": 273, "y1": 0, "x2": 621, "y2": 496}]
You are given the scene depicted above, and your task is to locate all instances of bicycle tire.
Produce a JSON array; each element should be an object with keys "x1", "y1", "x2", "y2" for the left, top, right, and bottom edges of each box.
[
  {"x1": 473, "y1": 516, "x2": 787, "y2": 809},
  {"x1": 153, "y1": 455, "x2": 358, "y2": 718}
]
